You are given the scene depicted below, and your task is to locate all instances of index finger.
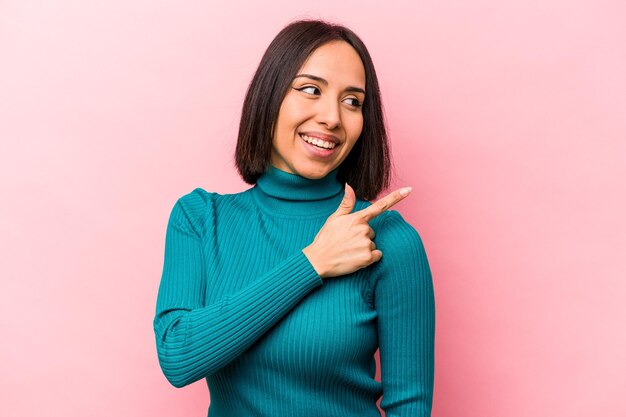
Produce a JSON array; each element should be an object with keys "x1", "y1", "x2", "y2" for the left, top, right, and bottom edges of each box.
[{"x1": 355, "y1": 187, "x2": 412, "y2": 222}]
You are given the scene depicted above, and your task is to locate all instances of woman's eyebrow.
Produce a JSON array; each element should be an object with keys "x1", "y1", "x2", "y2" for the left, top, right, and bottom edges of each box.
[{"x1": 293, "y1": 73, "x2": 365, "y2": 95}]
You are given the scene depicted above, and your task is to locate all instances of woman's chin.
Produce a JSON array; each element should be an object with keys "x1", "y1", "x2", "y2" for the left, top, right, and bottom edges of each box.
[
  {"x1": 295, "y1": 163, "x2": 335, "y2": 180},
  {"x1": 271, "y1": 157, "x2": 338, "y2": 179}
]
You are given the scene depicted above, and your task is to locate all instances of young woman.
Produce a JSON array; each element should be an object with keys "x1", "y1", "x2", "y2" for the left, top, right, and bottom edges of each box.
[{"x1": 153, "y1": 19, "x2": 435, "y2": 417}]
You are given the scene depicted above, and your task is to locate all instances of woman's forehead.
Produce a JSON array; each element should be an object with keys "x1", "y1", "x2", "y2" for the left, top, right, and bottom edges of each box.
[{"x1": 296, "y1": 41, "x2": 366, "y2": 88}]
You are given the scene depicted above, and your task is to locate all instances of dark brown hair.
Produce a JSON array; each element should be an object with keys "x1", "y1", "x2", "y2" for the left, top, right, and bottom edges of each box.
[{"x1": 234, "y1": 19, "x2": 391, "y2": 200}]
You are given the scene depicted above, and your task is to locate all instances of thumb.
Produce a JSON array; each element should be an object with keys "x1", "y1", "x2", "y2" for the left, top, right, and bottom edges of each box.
[{"x1": 332, "y1": 182, "x2": 356, "y2": 217}]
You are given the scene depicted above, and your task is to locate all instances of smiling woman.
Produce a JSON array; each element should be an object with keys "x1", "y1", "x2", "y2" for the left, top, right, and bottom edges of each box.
[
  {"x1": 271, "y1": 40, "x2": 366, "y2": 178},
  {"x1": 153, "y1": 18, "x2": 435, "y2": 417},
  {"x1": 235, "y1": 19, "x2": 390, "y2": 201}
]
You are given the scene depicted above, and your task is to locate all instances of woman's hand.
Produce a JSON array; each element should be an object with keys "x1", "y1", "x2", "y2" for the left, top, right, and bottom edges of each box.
[{"x1": 302, "y1": 183, "x2": 412, "y2": 278}]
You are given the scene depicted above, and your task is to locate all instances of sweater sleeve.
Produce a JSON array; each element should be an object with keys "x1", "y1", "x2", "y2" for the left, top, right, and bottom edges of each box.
[
  {"x1": 153, "y1": 191, "x2": 323, "y2": 388},
  {"x1": 374, "y1": 210, "x2": 435, "y2": 417}
]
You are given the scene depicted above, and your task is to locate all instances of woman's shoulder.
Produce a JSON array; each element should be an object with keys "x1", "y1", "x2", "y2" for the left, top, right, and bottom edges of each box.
[
  {"x1": 173, "y1": 187, "x2": 215, "y2": 220},
  {"x1": 378, "y1": 209, "x2": 426, "y2": 248},
  {"x1": 175, "y1": 186, "x2": 251, "y2": 208},
  {"x1": 176, "y1": 187, "x2": 214, "y2": 206},
  {"x1": 361, "y1": 206, "x2": 431, "y2": 305},
  {"x1": 163, "y1": 188, "x2": 213, "y2": 239},
  {"x1": 355, "y1": 199, "x2": 427, "y2": 258},
  {"x1": 171, "y1": 186, "x2": 253, "y2": 232}
]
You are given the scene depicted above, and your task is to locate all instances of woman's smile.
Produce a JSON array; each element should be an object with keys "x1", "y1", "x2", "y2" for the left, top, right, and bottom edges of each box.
[
  {"x1": 299, "y1": 132, "x2": 340, "y2": 159},
  {"x1": 270, "y1": 40, "x2": 365, "y2": 179},
  {"x1": 299, "y1": 133, "x2": 338, "y2": 150}
]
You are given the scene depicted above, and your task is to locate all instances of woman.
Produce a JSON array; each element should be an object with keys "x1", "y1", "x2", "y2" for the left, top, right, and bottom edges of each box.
[{"x1": 153, "y1": 19, "x2": 435, "y2": 417}]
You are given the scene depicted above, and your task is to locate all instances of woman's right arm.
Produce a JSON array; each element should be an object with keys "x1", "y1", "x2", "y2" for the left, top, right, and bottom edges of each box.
[{"x1": 153, "y1": 192, "x2": 323, "y2": 388}]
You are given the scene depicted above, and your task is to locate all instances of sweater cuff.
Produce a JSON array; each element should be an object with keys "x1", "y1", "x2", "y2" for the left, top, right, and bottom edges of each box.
[{"x1": 289, "y1": 249, "x2": 324, "y2": 289}]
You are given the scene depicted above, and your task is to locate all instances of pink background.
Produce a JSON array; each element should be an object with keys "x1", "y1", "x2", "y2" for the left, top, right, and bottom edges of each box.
[{"x1": 1, "y1": 1, "x2": 625, "y2": 416}]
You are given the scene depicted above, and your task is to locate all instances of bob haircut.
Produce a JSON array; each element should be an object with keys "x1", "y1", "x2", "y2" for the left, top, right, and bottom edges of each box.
[{"x1": 235, "y1": 19, "x2": 391, "y2": 201}]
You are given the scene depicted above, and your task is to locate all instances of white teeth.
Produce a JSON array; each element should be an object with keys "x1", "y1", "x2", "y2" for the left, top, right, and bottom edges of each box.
[{"x1": 300, "y1": 134, "x2": 336, "y2": 149}]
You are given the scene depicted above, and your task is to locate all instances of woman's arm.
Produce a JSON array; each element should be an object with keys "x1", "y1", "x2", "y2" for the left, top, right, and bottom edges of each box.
[
  {"x1": 374, "y1": 210, "x2": 436, "y2": 417},
  {"x1": 153, "y1": 193, "x2": 323, "y2": 388}
]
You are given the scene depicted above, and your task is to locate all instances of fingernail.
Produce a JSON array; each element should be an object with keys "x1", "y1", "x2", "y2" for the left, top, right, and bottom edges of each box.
[{"x1": 400, "y1": 187, "x2": 412, "y2": 196}]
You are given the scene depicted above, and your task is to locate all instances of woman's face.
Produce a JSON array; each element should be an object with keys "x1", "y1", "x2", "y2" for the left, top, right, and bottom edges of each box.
[{"x1": 270, "y1": 40, "x2": 366, "y2": 179}]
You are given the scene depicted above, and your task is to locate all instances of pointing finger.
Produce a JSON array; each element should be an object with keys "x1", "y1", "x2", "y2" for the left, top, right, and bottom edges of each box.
[{"x1": 356, "y1": 187, "x2": 412, "y2": 222}]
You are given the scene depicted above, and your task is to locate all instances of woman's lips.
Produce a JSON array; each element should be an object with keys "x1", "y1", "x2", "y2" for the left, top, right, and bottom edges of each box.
[
  {"x1": 299, "y1": 133, "x2": 338, "y2": 158},
  {"x1": 299, "y1": 131, "x2": 340, "y2": 144}
]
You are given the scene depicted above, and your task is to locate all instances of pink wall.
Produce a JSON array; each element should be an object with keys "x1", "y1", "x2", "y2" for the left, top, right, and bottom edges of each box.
[{"x1": 1, "y1": 1, "x2": 624, "y2": 416}]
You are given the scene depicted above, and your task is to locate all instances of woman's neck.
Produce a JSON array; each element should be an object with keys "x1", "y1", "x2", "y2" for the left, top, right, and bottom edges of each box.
[{"x1": 252, "y1": 165, "x2": 344, "y2": 218}]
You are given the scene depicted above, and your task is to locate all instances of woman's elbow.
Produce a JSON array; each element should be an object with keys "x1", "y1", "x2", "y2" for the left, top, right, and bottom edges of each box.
[
  {"x1": 165, "y1": 373, "x2": 192, "y2": 389},
  {"x1": 157, "y1": 354, "x2": 197, "y2": 389}
]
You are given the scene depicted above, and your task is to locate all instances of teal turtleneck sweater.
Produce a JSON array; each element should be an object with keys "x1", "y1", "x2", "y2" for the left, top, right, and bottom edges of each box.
[{"x1": 153, "y1": 165, "x2": 435, "y2": 417}]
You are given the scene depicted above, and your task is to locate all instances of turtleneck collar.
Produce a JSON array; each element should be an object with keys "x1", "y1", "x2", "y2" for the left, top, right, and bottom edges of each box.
[{"x1": 252, "y1": 165, "x2": 345, "y2": 218}]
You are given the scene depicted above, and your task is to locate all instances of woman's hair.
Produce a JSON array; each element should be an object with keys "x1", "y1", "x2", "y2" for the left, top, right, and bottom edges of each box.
[{"x1": 234, "y1": 18, "x2": 391, "y2": 200}]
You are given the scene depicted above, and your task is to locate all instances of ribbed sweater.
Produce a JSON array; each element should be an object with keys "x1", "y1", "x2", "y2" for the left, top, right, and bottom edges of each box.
[{"x1": 153, "y1": 164, "x2": 435, "y2": 417}]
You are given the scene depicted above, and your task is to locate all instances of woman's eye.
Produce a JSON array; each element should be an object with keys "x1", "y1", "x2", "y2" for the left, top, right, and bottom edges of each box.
[
  {"x1": 344, "y1": 97, "x2": 362, "y2": 108},
  {"x1": 296, "y1": 86, "x2": 320, "y2": 95}
]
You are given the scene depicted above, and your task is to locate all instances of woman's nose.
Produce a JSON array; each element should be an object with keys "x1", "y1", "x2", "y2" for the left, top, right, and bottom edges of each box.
[{"x1": 316, "y1": 97, "x2": 341, "y2": 129}]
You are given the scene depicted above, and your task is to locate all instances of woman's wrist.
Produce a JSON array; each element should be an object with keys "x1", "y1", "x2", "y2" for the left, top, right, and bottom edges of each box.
[{"x1": 302, "y1": 246, "x2": 327, "y2": 278}]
